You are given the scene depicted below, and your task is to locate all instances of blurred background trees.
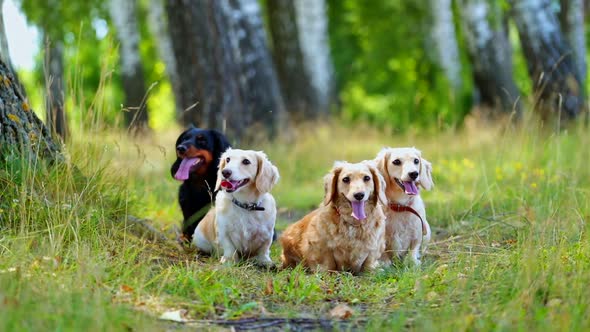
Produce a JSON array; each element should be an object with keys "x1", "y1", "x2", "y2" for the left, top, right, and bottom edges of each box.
[{"x1": 1, "y1": 0, "x2": 589, "y2": 143}]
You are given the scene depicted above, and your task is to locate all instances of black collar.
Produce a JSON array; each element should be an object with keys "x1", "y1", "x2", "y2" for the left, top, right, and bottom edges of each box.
[{"x1": 232, "y1": 198, "x2": 265, "y2": 211}]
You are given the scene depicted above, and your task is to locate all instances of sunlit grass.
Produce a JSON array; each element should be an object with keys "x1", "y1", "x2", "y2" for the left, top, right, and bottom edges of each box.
[{"x1": 1, "y1": 119, "x2": 589, "y2": 330}]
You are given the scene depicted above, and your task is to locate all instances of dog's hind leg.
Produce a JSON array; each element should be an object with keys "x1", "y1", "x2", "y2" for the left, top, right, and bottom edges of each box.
[
  {"x1": 407, "y1": 238, "x2": 422, "y2": 266},
  {"x1": 193, "y1": 228, "x2": 213, "y2": 254}
]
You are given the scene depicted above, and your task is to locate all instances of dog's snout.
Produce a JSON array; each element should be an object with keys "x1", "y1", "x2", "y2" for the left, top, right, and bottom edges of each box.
[
  {"x1": 409, "y1": 171, "x2": 419, "y2": 180},
  {"x1": 221, "y1": 169, "x2": 232, "y2": 179},
  {"x1": 353, "y1": 192, "x2": 365, "y2": 201},
  {"x1": 176, "y1": 145, "x2": 187, "y2": 154}
]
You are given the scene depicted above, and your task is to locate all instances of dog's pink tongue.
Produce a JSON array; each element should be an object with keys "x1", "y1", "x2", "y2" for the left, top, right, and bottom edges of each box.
[
  {"x1": 403, "y1": 181, "x2": 419, "y2": 195},
  {"x1": 351, "y1": 201, "x2": 367, "y2": 221},
  {"x1": 174, "y1": 158, "x2": 199, "y2": 181},
  {"x1": 220, "y1": 180, "x2": 239, "y2": 191}
]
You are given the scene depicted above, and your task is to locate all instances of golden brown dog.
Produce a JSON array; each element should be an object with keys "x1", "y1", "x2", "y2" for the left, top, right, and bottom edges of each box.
[
  {"x1": 375, "y1": 147, "x2": 434, "y2": 265},
  {"x1": 280, "y1": 161, "x2": 387, "y2": 274},
  {"x1": 193, "y1": 149, "x2": 279, "y2": 267}
]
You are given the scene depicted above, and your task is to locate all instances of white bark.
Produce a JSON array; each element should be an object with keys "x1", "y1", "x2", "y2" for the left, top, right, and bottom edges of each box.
[
  {"x1": 0, "y1": 0, "x2": 13, "y2": 68},
  {"x1": 109, "y1": 0, "x2": 141, "y2": 76},
  {"x1": 461, "y1": 1, "x2": 492, "y2": 52},
  {"x1": 511, "y1": 0, "x2": 559, "y2": 54},
  {"x1": 147, "y1": 0, "x2": 182, "y2": 114},
  {"x1": 429, "y1": 0, "x2": 462, "y2": 91},
  {"x1": 460, "y1": 0, "x2": 519, "y2": 113},
  {"x1": 293, "y1": 0, "x2": 334, "y2": 110}
]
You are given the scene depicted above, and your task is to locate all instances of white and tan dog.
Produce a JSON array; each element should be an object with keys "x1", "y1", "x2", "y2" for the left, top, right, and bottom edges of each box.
[
  {"x1": 280, "y1": 161, "x2": 388, "y2": 274},
  {"x1": 193, "y1": 149, "x2": 279, "y2": 267},
  {"x1": 375, "y1": 147, "x2": 434, "y2": 265}
]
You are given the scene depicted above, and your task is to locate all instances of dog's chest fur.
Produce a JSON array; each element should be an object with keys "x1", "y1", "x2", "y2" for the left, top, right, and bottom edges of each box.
[
  {"x1": 216, "y1": 192, "x2": 276, "y2": 255},
  {"x1": 322, "y1": 202, "x2": 386, "y2": 272},
  {"x1": 383, "y1": 196, "x2": 426, "y2": 255}
]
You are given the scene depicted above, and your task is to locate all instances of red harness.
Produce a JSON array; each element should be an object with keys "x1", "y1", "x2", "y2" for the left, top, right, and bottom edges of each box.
[{"x1": 389, "y1": 202, "x2": 427, "y2": 236}]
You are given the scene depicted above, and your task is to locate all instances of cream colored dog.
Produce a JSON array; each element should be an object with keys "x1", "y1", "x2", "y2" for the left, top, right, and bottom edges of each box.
[
  {"x1": 375, "y1": 147, "x2": 434, "y2": 265},
  {"x1": 193, "y1": 149, "x2": 279, "y2": 267},
  {"x1": 280, "y1": 161, "x2": 387, "y2": 274}
]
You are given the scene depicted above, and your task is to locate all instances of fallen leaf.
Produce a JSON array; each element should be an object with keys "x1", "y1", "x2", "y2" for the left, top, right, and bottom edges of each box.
[
  {"x1": 120, "y1": 285, "x2": 134, "y2": 293},
  {"x1": 329, "y1": 303, "x2": 354, "y2": 319},
  {"x1": 159, "y1": 309, "x2": 189, "y2": 322},
  {"x1": 264, "y1": 278, "x2": 274, "y2": 295}
]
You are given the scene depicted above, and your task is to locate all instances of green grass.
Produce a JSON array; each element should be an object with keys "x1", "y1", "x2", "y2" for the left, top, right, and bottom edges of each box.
[{"x1": 1, "y1": 120, "x2": 589, "y2": 331}]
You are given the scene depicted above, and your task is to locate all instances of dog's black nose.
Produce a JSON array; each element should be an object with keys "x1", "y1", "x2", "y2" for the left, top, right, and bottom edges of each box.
[
  {"x1": 409, "y1": 171, "x2": 419, "y2": 180},
  {"x1": 176, "y1": 145, "x2": 187, "y2": 154},
  {"x1": 221, "y1": 169, "x2": 232, "y2": 179},
  {"x1": 353, "y1": 192, "x2": 365, "y2": 201}
]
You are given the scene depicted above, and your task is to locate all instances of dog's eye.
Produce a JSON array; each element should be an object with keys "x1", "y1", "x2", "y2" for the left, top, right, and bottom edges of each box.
[
  {"x1": 414, "y1": 158, "x2": 419, "y2": 165},
  {"x1": 363, "y1": 175, "x2": 371, "y2": 182},
  {"x1": 242, "y1": 159, "x2": 251, "y2": 165},
  {"x1": 226, "y1": 157, "x2": 231, "y2": 163},
  {"x1": 393, "y1": 159, "x2": 401, "y2": 166},
  {"x1": 342, "y1": 176, "x2": 350, "y2": 183}
]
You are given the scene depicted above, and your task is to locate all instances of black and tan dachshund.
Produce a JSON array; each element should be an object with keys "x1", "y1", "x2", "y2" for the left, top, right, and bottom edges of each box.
[{"x1": 171, "y1": 127, "x2": 231, "y2": 242}]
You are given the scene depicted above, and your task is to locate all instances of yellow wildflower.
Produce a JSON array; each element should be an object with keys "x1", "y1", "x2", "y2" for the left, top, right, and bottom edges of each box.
[
  {"x1": 533, "y1": 168, "x2": 545, "y2": 177},
  {"x1": 462, "y1": 158, "x2": 475, "y2": 169},
  {"x1": 7, "y1": 114, "x2": 20, "y2": 123}
]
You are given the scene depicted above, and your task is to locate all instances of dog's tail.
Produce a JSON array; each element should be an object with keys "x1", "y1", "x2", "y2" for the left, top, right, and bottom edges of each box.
[{"x1": 420, "y1": 220, "x2": 432, "y2": 256}]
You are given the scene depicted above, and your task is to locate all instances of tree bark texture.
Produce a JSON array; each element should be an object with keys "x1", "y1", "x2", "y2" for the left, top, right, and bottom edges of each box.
[
  {"x1": 429, "y1": 0, "x2": 463, "y2": 92},
  {"x1": 460, "y1": 0, "x2": 520, "y2": 115},
  {"x1": 0, "y1": 60, "x2": 60, "y2": 158},
  {"x1": 559, "y1": 0, "x2": 586, "y2": 90},
  {"x1": 166, "y1": 0, "x2": 285, "y2": 140},
  {"x1": 109, "y1": 0, "x2": 150, "y2": 133},
  {"x1": 44, "y1": 39, "x2": 67, "y2": 140},
  {"x1": 267, "y1": 0, "x2": 334, "y2": 119},
  {"x1": 147, "y1": 0, "x2": 183, "y2": 118},
  {"x1": 510, "y1": 0, "x2": 583, "y2": 121}
]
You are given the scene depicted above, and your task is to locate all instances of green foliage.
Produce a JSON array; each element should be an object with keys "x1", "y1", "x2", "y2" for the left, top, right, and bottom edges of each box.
[
  {"x1": 328, "y1": 0, "x2": 471, "y2": 130},
  {"x1": 16, "y1": 0, "x2": 175, "y2": 131}
]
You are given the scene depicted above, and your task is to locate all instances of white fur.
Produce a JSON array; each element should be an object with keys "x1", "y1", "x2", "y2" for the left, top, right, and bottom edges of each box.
[
  {"x1": 375, "y1": 147, "x2": 434, "y2": 266},
  {"x1": 193, "y1": 149, "x2": 279, "y2": 267}
]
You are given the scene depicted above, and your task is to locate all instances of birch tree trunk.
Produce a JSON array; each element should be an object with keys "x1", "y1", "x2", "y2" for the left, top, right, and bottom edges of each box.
[
  {"x1": 559, "y1": 0, "x2": 586, "y2": 90},
  {"x1": 222, "y1": 0, "x2": 286, "y2": 136},
  {"x1": 166, "y1": 0, "x2": 285, "y2": 140},
  {"x1": 267, "y1": 0, "x2": 334, "y2": 119},
  {"x1": 0, "y1": 0, "x2": 23, "y2": 93},
  {"x1": 0, "y1": 0, "x2": 13, "y2": 73},
  {"x1": 460, "y1": 0, "x2": 520, "y2": 116},
  {"x1": 0, "y1": 59, "x2": 60, "y2": 159},
  {"x1": 147, "y1": 0, "x2": 183, "y2": 119},
  {"x1": 44, "y1": 39, "x2": 67, "y2": 140},
  {"x1": 429, "y1": 0, "x2": 463, "y2": 92},
  {"x1": 109, "y1": 0, "x2": 150, "y2": 133},
  {"x1": 510, "y1": 0, "x2": 583, "y2": 122}
]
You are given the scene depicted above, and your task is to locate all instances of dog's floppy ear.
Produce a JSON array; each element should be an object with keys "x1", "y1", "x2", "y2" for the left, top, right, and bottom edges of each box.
[
  {"x1": 211, "y1": 129, "x2": 231, "y2": 161},
  {"x1": 376, "y1": 148, "x2": 392, "y2": 184},
  {"x1": 323, "y1": 163, "x2": 343, "y2": 205},
  {"x1": 369, "y1": 164, "x2": 388, "y2": 205},
  {"x1": 214, "y1": 150, "x2": 230, "y2": 191},
  {"x1": 419, "y1": 158, "x2": 434, "y2": 190},
  {"x1": 255, "y1": 151, "x2": 280, "y2": 194}
]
